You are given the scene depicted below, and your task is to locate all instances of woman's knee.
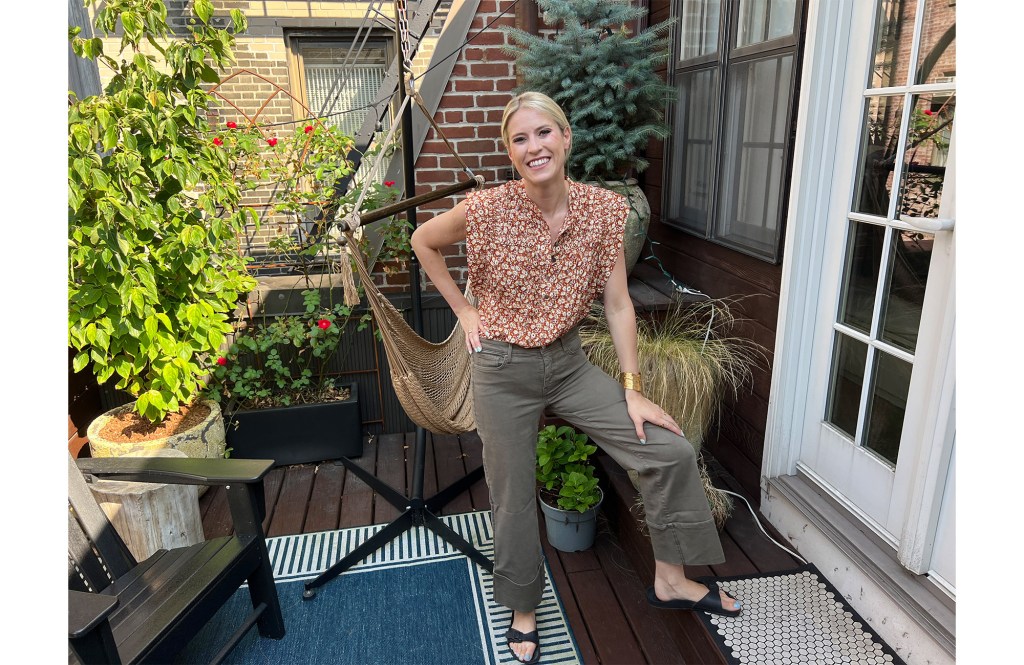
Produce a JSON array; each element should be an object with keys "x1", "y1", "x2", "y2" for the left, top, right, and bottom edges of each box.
[{"x1": 645, "y1": 428, "x2": 698, "y2": 468}]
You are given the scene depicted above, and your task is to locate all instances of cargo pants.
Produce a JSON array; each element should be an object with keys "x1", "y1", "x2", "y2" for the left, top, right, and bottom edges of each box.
[{"x1": 471, "y1": 327, "x2": 725, "y2": 611}]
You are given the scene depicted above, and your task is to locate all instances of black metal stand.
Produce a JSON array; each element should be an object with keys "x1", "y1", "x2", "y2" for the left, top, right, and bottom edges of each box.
[{"x1": 302, "y1": 51, "x2": 492, "y2": 601}]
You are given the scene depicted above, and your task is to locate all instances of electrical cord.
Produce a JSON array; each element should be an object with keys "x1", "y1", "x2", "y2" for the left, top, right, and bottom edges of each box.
[{"x1": 717, "y1": 488, "x2": 808, "y2": 565}]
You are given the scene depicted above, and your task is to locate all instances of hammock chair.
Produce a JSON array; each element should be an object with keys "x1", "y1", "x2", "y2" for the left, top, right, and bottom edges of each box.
[{"x1": 330, "y1": 67, "x2": 483, "y2": 435}]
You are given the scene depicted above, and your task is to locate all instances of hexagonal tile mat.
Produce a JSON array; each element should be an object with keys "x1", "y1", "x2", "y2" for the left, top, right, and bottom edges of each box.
[{"x1": 696, "y1": 565, "x2": 905, "y2": 665}]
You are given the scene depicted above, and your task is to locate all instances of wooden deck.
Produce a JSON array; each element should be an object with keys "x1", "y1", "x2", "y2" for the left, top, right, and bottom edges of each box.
[{"x1": 198, "y1": 431, "x2": 802, "y2": 664}]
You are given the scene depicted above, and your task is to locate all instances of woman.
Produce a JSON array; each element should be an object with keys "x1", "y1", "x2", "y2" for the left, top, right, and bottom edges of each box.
[{"x1": 411, "y1": 92, "x2": 740, "y2": 664}]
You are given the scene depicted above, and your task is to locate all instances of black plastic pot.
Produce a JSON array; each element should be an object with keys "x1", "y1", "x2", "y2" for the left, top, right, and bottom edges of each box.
[{"x1": 225, "y1": 383, "x2": 363, "y2": 466}]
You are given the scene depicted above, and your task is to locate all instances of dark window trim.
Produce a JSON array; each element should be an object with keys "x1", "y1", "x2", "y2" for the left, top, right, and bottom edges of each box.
[{"x1": 662, "y1": 0, "x2": 809, "y2": 264}]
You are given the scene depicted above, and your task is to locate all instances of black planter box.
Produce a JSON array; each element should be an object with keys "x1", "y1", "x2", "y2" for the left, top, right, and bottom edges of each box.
[{"x1": 225, "y1": 383, "x2": 363, "y2": 466}]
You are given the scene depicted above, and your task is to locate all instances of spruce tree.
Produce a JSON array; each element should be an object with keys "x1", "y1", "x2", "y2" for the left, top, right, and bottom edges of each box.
[{"x1": 503, "y1": 0, "x2": 675, "y2": 182}]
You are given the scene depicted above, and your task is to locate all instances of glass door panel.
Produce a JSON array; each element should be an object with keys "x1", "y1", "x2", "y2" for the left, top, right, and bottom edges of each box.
[
  {"x1": 853, "y1": 95, "x2": 905, "y2": 216},
  {"x1": 667, "y1": 68, "x2": 720, "y2": 233},
  {"x1": 810, "y1": 0, "x2": 956, "y2": 541},
  {"x1": 878, "y1": 229, "x2": 933, "y2": 353}
]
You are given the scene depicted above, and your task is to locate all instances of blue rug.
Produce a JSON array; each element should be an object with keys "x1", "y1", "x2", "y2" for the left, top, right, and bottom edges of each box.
[{"x1": 177, "y1": 511, "x2": 583, "y2": 664}]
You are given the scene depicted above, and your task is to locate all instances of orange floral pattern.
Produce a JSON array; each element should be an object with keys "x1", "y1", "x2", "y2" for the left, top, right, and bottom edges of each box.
[{"x1": 465, "y1": 178, "x2": 629, "y2": 347}]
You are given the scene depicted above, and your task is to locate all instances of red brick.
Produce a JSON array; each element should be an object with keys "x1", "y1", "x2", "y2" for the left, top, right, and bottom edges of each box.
[
  {"x1": 451, "y1": 64, "x2": 469, "y2": 77},
  {"x1": 439, "y1": 94, "x2": 476, "y2": 109},
  {"x1": 417, "y1": 170, "x2": 458, "y2": 183},
  {"x1": 481, "y1": 154, "x2": 512, "y2": 167},
  {"x1": 467, "y1": 32, "x2": 507, "y2": 46},
  {"x1": 454, "y1": 79, "x2": 495, "y2": 92},
  {"x1": 457, "y1": 139, "x2": 500, "y2": 153},
  {"x1": 465, "y1": 110, "x2": 486, "y2": 123},
  {"x1": 476, "y1": 123, "x2": 502, "y2": 139},
  {"x1": 495, "y1": 78, "x2": 516, "y2": 92},
  {"x1": 415, "y1": 155, "x2": 438, "y2": 170},
  {"x1": 444, "y1": 110, "x2": 465, "y2": 123},
  {"x1": 470, "y1": 62, "x2": 511, "y2": 78}
]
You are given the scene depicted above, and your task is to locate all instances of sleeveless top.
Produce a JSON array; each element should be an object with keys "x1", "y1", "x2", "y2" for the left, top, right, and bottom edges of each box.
[{"x1": 464, "y1": 178, "x2": 629, "y2": 347}]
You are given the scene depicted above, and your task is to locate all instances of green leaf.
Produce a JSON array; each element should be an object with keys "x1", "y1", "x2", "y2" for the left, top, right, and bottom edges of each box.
[
  {"x1": 72, "y1": 352, "x2": 90, "y2": 373},
  {"x1": 193, "y1": 0, "x2": 214, "y2": 25}
]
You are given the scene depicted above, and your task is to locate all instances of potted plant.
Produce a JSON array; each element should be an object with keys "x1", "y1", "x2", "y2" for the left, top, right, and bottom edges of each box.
[
  {"x1": 205, "y1": 287, "x2": 371, "y2": 466},
  {"x1": 68, "y1": 0, "x2": 259, "y2": 458},
  {"x1": 503, "y1": 0, "x2": 676, "y2": 271},
  {"x1": 536, "y1": 424, "x2": 604, "y2": 552},
  {"x1": 579, "y1": 298, "x2": 767, "y2": 528}
]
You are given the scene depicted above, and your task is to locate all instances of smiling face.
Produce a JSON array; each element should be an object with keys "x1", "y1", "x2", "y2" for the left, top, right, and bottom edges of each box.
[{"x1": 503, "y1": 107, "x2": 572, "y2": 188}]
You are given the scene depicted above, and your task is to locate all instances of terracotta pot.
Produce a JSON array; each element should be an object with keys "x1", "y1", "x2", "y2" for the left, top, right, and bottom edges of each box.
[{"x1": 87, "y1": 399, "x2": 227, "y2": 460}]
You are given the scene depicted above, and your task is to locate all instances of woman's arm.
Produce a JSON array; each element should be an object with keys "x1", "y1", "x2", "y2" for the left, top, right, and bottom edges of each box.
[
  {"x1": 410, "y1": 200, "x2": 488, "y2": 352},
  {"x1": 603, "y1": 248, "x2": 683, "y2": 443}
]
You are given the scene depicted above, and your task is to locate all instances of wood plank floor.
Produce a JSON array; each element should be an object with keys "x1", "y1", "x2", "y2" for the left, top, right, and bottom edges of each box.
[{"x1": 199, "y1": 431, "x2": 802, "y2": 664}]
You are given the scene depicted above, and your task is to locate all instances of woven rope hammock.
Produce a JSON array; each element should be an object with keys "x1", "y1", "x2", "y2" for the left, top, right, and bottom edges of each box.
[
  {"x1": 327, "y1": 28, "x2": 483, "y2": 434},
  {"x1": 346, "y1": 240, "x2": 476, "y2": 434}
]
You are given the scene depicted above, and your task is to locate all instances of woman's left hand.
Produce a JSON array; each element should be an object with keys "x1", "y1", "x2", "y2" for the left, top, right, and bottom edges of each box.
[{"x1": 625, "y1": 391, "x2": 683, "y2": 443}]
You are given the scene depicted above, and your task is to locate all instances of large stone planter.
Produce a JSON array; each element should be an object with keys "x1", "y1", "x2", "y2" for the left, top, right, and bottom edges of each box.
[
  {"x1": 87, "y1": 399, "x2": 227, "y2": 460},
  {"x1": 588, "y1": 179, "x2": 651, "y2": 273}
]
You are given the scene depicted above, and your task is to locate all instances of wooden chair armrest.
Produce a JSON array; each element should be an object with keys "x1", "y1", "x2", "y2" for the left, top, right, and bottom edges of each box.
[
  {"x1": 76, "y1": 457, "x2": 274, "y2": 487},
  {"x1": 68, "y1": 590, "x2": 118, "y2": 639}
]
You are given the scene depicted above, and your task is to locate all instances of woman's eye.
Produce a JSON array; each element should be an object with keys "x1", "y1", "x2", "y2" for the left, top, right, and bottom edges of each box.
[
  {"x1": 540, "y1": 129, "x2": 551, "y2": 136},
  {"x1": 512, "y1": 137, "x2": 525, "y2": 144}
]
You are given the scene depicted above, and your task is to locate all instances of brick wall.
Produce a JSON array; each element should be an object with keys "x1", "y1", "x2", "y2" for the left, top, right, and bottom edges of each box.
[{"x1": 411, "y1": 0, "x2": 519, "y2": 290}]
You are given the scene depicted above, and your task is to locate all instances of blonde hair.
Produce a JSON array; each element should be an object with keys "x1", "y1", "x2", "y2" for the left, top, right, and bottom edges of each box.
[{"x1": 500, "y1": 91, "x2": 572, "y2": 157}]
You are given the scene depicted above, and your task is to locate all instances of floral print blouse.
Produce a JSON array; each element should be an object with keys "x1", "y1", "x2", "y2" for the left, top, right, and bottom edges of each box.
[{"x1": 465, "y1": 178, "x2": 629, "y2": 347}]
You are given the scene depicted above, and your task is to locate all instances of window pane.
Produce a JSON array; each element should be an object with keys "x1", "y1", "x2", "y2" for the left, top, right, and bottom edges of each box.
[
  {"x1": 826, "y1": 333, "x2": 868, "y2": 439},
  {"x1": 303, "y1": 43, "x2": 388, "y2": 138},
  {"x1": 915, "y1": 0, "x2": 956, "y2": 85},
  {"x1": 852, "y1": 95, "x2": 904, "y2": 216},
  {"x1": 714, "y1": 55, "x2": 793, "y2": 258},
  {"x1": 736, "y1": 0, "x2": 797, "y2": 47},
  {"x1": 667, "y1": 68, "x2": 719, "y2": 233},
  {"x1": 898, "y1": 94, "x2": 955, "y2": 218},
  {"x1": 838, "y1": 221, "x2": 884, "y2": 335},
  {"x1": 868, "y1": 0, "x2": 919, "y2": 89},
  {"x1": 679, "y1": 0, "x2": 721, "y2": 60},
  {"x1": 879, "y1": 229, "x2": 933, "y2": 353},
  {"x1": 864, "y1": 351, "x2": 912, "y2": 465}
]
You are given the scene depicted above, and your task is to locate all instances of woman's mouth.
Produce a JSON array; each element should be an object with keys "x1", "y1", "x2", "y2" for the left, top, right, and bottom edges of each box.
[{"x1": 527, "y1": 157, "x2": 550, "y2": 169}]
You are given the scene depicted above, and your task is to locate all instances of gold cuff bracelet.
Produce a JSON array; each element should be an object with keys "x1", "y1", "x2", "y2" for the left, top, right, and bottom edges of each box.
[{"x1": 620, "y1": 372, "x2": 643, "y2": 394}]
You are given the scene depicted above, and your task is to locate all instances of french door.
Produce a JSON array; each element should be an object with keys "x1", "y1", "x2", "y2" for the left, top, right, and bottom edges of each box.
[{"x1": 798, "y1": 0, "x2": 955, "y2": 581}]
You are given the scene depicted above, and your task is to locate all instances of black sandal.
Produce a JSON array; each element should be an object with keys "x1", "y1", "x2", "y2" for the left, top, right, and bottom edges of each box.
[
  {"x1": 505, "y1": 619, "x2": 541, "y2": 664},
  {"x1": 645, "y1": 580, "x2": 742, "y2": 617}
]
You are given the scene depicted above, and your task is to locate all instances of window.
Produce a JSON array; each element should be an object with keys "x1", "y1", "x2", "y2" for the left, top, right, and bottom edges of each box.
[
  {"x1": 286, "y1": 32, "x2": 393, "y2": 139},
  {"x1": 665, "y1": 0, "x2": 806, "y2": 263}
]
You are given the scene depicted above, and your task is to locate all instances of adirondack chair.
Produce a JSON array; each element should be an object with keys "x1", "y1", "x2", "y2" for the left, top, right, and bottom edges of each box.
[{"x1": 68, "y1": 453, "x2": 285, "y2": 664}]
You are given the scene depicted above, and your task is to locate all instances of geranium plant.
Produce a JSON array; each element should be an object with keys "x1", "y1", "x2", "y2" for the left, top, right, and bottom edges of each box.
[
  {"x1": 68, "y1": 0, "x2": 259, "y2": 425},
  {"x1": 205, "y1": 289, "x2": 370, "y2": 412}
]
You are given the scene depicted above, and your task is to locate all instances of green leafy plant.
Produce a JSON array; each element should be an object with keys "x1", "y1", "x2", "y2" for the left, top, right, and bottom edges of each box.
[
  {"x1": 205, "y1": 289, "x2": 371, "y2": 413},
  {"x1": 536, "y1": 424, "x2": 602, "y2": 513},
  {"x1": 502, "y1": 0, "x2": 676, "y2": 181},
  {"x1": 68, "y1": 0, "x2": 260, "y2": 424}
]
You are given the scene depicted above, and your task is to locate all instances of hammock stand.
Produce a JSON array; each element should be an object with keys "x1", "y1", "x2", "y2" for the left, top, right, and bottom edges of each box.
[{"x1": 302, "y1": 2, "x2": 492, "y2": 599}]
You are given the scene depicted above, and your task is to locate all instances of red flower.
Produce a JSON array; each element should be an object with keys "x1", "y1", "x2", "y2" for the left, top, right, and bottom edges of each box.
[
  {"x1": 226, "y1": 121, "x2": 237, "y2": 129},
  {"x1": 384, "y1": 180, "x2": 395, "y2": 187},
  {"x1": 304, "y1": 125, "x2": 314, "y2": 134},
  {"x1": 267, "y1": 137, "x2": 278, "y2": 147},
  {"x1": 923, "y1": 109, "x2": 934, "y2": 116},
  {"x1": 317, "y1": 319, "x2": 331, "y2": 330},
  {"x1": 216, "y1": 356, "x2": 227, "y2": 366},
  {"x1": 213, "y1": 137, "x2": 224, "y2": 147}
]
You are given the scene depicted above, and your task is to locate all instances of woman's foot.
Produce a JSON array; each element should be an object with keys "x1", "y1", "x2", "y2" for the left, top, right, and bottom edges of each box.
[
  {"x1": 653, "y1": 560, "x2": 741, "y2": 614},
  {"x1": 651, "y1": 577, "x2": 741, "y2": 613},
  {"x1": 506, "y1": 610, "x2": 539, "y2": 663}
]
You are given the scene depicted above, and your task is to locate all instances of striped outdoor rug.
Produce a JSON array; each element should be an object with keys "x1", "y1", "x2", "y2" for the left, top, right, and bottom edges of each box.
[{"x1": 177, "y1": 510, "x2": 582, "y2": 664}]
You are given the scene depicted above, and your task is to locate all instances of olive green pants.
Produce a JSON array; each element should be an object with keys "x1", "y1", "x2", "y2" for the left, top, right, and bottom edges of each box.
[{"x1": 471, "y1": 327, "x2": 725, "y2": 612}]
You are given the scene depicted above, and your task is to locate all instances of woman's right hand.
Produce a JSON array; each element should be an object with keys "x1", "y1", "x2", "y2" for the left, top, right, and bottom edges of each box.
[{"x1": 456, "y1": 306, "x2": 488, "y2": 354}]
